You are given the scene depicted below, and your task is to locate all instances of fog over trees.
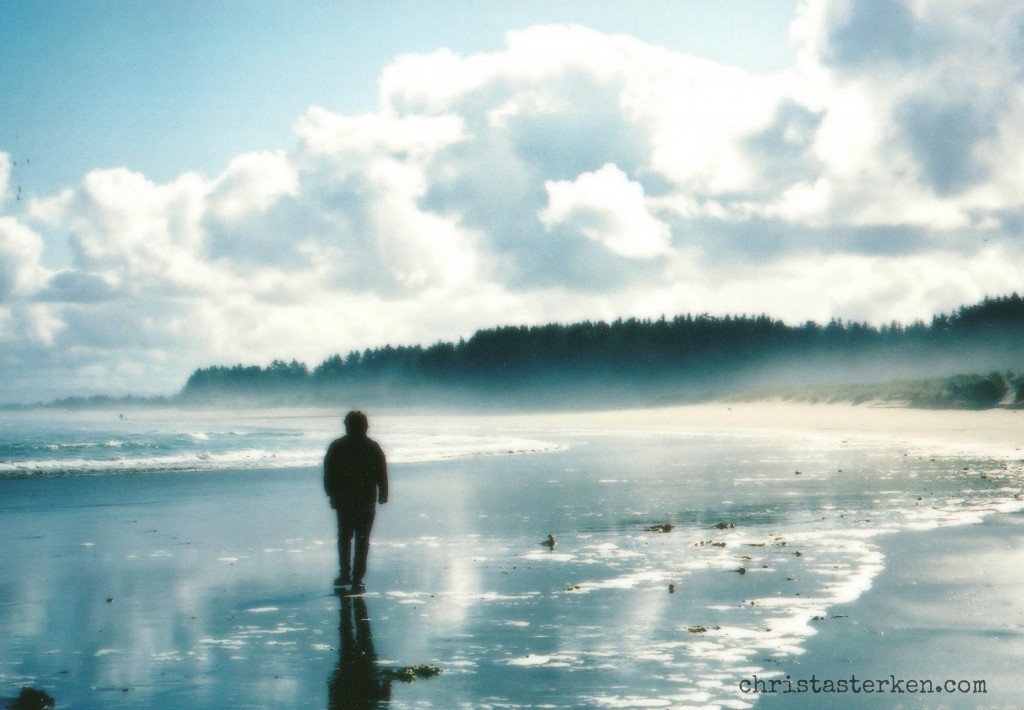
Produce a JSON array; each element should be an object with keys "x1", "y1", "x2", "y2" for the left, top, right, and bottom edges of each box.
[{"x1": 180, "y1": 294, "x2": 1024, "y2": 409}]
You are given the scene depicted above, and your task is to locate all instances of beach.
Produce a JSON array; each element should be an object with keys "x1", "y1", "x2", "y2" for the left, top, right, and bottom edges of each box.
[
  {"x1": 477, "y1": 400, "x2": 1024, "y2": 458},
  {"x1": 758, "y1": 512, "x2": 1024, "y2": 709},
  {"x1": 1, "y1": 402, "x2": 1022, "y2": 708}
]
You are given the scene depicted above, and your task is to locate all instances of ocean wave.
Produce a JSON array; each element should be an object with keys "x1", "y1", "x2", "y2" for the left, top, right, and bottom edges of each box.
[
  {"x1": 389, "y1": 436, "x2": 566, "y2": 464},
  {"x1": 0, "y1": 430, "x2": 565, "y2": 478},
  {"x1": 0, "y1": 448, "x2": 314, "y2": 478}
]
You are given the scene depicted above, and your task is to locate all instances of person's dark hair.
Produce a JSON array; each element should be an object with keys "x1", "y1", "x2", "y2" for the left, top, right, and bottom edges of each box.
[{"x1": 344, "y1": 410, "x2": 369, "y2": 435}]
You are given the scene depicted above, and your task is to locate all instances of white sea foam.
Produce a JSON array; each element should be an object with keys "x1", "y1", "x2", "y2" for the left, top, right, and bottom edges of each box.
[
  {"x1": 0, "y1": 412, "x2": 566, "y2": 477},
  {"x1": 199, "y1": 638, "x2": 246, "y2": 648},
  {"x1": 507, "y1": 654, "x2": 553, "y2": 666}
]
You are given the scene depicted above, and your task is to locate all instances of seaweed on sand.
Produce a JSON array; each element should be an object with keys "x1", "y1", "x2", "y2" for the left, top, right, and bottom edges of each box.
[{"x1": 383, "y1": 665, "x2": 442, "y2": 683}]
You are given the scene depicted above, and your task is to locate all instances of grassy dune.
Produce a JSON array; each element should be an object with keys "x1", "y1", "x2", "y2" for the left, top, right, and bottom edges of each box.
[{"x1": 733, "y1": 371, "x2": 1024, "y2": 410}]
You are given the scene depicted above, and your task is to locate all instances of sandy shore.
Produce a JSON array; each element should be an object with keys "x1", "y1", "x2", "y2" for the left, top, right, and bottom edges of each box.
[
  {"x1": 758, "y1": 512, "x2": 1024, "y2": 709},
  {"x1": 414, "y1": 400, "x2": 1024, "y2": 457},
  {"x1": 432, "y1": 401, "x2": 1024, "y2": 707},
  {"x1": 3, "y1": 401, "x2": 1023, "y2": 708},
  {"x1": 177, "y1": 399, "x2": 1024, "y2": 456}
]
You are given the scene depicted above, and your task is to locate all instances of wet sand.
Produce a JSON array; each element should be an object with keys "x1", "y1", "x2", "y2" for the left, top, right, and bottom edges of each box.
[
  {"x1": 758, "y1": 512, "x2": 1024, "y2": 709},
  {"x1": 492, "y1": 403, "x2": 1024, "y2": 707},
  {"x1": 2, "y1": 402, "x2": 1023, "y2": 708}
]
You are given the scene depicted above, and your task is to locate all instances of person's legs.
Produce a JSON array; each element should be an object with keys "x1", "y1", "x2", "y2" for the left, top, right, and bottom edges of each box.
[
  {"x1": 351, "y1": 508, "x2": 376, "y2": 586},
  {"x1": 337, "y1": 509, "x2": 354, "y2": 583}
]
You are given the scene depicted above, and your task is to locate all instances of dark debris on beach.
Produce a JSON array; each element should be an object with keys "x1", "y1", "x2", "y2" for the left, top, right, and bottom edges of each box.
[
  {"x1": 645, "y1": 523, "x2": 674, "y2": 533},
  {"x1": 383, "y1": 665, "x2": 442, "y2": 683}
]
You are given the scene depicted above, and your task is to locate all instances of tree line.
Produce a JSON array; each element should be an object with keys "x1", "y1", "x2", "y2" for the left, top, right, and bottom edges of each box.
[{"x1": 179, "y1": 293, "x2": 1024, "y2": 406}]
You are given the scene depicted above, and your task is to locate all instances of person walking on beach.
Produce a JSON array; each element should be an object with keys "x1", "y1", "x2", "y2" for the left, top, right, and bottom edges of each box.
[{"x1": 324, "y1": 410, "x2": 389, "y2": 590}]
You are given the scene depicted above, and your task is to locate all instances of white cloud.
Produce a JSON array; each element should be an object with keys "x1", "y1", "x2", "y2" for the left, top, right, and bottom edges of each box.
[
  {"x1": 0, "y1": 304, "x2": 61, "y2": 351},
  {"x1": 208, "y1": 150, "x2": 297, "y2": 222},
  {"x1": 540, "y1": 164, "x2": 671, "y2": 258},
  {"x1": 294, "y1": 107, "x2": 464, "y2": 164},
  {"x1": 66, "y1": 168, "x2": 212, "y2": 294},
  {"x1": 780, "y1": 0, "x2": 1024, "y2": 229},
  {"x1": 0, "y1": 217, "x2": 47, "y2": 300},
  {"x1": 695, "y1": 245, "x2": 1024, "y2": 327}
]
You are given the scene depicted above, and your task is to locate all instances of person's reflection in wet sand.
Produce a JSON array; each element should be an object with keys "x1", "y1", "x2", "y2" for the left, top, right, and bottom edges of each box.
[{"x1": 328, "y1": 593, "x2": 392, "y2": 709}]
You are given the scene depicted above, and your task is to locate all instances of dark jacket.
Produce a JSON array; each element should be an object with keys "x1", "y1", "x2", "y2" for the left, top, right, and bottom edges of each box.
[{"x1": 324, "y1": 434, "x2": 388, "y2": 511}]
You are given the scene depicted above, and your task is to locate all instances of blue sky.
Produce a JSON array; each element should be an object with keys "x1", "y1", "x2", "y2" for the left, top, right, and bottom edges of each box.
[
  {"x1": 2, "y1": 0, "x2": 1023, "y2": 402},
  {"x1": 1, "y1": 1, "x2": 797, "y2": 197}
]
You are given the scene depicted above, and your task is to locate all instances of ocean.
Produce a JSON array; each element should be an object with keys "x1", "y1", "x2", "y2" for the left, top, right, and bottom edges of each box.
[
  {"x1": 0, "y1": 406, "x2": 1020, "y2": 708},
  {"x1": 0, "y1": 407, "x2": 565, "y2": 478}
]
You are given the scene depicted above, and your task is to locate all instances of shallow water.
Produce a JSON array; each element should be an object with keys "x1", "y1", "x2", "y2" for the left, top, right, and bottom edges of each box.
[
  {"x1": 1, "y1": 410, "x2": 1021, "y2": 708},
  {"x1": 0, "y1": 408, "x2": 563, "y2": 478}
]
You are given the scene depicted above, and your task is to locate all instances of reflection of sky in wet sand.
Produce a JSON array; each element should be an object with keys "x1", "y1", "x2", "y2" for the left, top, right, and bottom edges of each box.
[
  {"x1": 1, "y1": 419, "x2": 1023, "y2": 708},
  {"x1": 354, "y1": 430, "x2": 1024, "y2": 708}
]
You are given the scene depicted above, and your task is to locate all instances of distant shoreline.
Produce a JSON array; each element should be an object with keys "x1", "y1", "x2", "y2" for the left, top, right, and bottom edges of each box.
[
  {"x1": 5, "y1": 372, "x2": 1024, "y2": 415},
  {"x1": 3, "y1": 376, "x2": 1023, "y2": 467}
]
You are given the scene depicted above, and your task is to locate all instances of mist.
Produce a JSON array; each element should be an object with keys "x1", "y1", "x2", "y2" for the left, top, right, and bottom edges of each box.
[{"x1": 162, "y1": 294, "x2": 1024, "y2": 413}]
